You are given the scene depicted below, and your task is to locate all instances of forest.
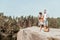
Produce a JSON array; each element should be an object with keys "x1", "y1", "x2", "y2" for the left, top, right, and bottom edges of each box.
[{"x1": 0, "y1": 13, "x2": 60, "y2": 40}]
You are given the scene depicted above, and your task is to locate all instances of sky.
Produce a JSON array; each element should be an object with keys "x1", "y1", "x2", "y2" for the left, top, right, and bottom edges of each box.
[{"x1": 0, "y1": 0, "x2": 60, "y2": 18}]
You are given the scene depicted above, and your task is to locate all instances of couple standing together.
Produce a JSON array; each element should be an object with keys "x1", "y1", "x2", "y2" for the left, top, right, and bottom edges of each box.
[{"x1": 38, "y1": 9, "x2": 49, "y2": 32}]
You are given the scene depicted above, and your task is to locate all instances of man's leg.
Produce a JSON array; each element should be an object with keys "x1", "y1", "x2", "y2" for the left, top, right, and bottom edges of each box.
[
  {"x1": 44, "y1": 20, "x2": 46, "y2": 30},
  {"x1": 44, "y1": 20, "x2": 49, "y2": 32}
]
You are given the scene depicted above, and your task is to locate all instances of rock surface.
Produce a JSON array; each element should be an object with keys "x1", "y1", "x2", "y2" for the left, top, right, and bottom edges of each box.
[{"x1": 17, "y1": 26, "x2": 60, "y2": 40}]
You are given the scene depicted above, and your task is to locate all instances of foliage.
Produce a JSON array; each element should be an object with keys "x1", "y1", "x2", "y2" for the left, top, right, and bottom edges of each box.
[{"x1": 0, "y1": 13, "x2": 60, "y2": 40}]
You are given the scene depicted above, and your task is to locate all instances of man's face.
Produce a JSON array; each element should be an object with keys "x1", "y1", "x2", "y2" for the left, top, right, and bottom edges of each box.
[
  {"x1": 44, "y1": 13, "x2": 46, "y2": 14},
  {"x1": 44, "y1": 9, "x2": 46, "y2": 14}
]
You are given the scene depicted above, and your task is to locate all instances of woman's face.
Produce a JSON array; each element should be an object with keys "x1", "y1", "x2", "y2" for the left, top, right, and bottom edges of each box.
[{"x1": 40, "y1": 14, "x2": 42, "y2": 16}]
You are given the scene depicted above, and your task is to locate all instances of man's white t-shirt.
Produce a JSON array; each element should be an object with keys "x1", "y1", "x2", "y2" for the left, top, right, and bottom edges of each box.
[{"x1": 44, "y1": 13, "x2": 48, "y2": 21}]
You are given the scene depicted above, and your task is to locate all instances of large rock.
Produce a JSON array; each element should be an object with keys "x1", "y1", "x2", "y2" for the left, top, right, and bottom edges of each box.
[{"x1": 17, "y1": 26, "x2": 60, "y2": 40}]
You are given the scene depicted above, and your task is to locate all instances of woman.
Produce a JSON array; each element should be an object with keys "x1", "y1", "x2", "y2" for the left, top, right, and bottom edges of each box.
[{"x1": 38, "y1": 12, "x2": 44, "y2": 31}]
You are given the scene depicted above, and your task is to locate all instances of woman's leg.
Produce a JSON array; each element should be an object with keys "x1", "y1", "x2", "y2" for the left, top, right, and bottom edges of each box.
[{"x1": 40, "y1": 25, "x2": 42, "y2": 31}]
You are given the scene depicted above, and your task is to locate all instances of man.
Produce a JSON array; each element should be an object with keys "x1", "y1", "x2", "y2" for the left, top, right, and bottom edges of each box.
[{"x1": 43, "y1": 9, "x2": 49, "y2": 32}]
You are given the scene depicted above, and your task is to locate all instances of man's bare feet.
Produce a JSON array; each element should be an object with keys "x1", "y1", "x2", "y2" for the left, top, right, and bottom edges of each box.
[{"x1": 44, "y1": 28, "x2": 49, "y2": 32}]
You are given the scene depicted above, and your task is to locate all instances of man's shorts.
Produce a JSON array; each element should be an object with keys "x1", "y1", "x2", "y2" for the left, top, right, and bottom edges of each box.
[{"x1": 44, "y1": 20, "x2": 48, "y2": 26}]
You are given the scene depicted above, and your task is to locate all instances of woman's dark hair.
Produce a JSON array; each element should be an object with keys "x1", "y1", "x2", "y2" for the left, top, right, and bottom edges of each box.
[{"x1": 39, "y1": 12, "x2": 42, "y2": 15}]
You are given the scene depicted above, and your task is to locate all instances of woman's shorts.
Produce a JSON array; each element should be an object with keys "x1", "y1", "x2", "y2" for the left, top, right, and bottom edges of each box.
[{"x1": 38, "y1": 22, "x2": 44, "y2": 27}]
